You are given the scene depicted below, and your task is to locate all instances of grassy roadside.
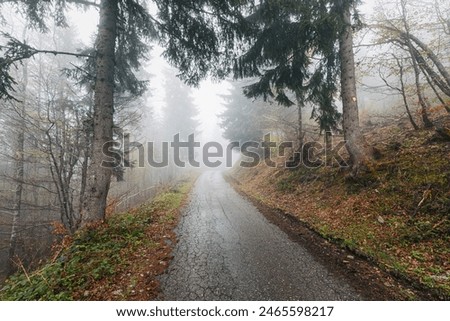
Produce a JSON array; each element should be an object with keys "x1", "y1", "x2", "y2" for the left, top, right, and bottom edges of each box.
[
  {"x1": 0, "y1": 177, "x2": 195, "y2": 301},
  {"x1": 231, "y1": 128, "x2": 450, "y2": 300}
]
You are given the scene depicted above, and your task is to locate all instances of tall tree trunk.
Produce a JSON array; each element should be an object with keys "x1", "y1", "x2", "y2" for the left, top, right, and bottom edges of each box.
[
  {"x1": 80, "y1": 0, "x2": 118, "y2": 225},
  {"x1": 381, "y1": 24, "x2": 450, "y2": 95},
  {"x1": 399, "y1": 0, "x2": 433, "y2": 128},
  {"x1": 419, "y1": 61, "x2": 450, "y2": 114},
  {"x1": 78, "y1": 94, "x2": 93, "y2": 226},
  {"x1": 396, "y1": 57, "x2": 419, "y2": 130},
  {"x1": 406, "y1": 33, "x2": 450, "y2": 88},
  {"x1": 411, "y1": 55, "x2": 433, "y2": 128},
  {"x1": 339, "y1": 4, "x2": 372, "y2": 173},
  {"x1": 8, "y1": 57, "x2": 28, "y2": 274},
  {"x1": 409, "y1": 45, "x2": 450, "y2": 97},
  {"x1": 295, "y1": 91, "x2": 304, "y2": 150},
  {"x1": 324, "y1": 126, "x2": 333, "y2": 165}
]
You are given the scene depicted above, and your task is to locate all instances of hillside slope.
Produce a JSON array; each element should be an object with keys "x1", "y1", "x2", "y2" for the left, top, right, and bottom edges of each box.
[
  {"x1": 231, "y1": 126, "x2": 450, "y2": 299},
  {"x1": 0, "y1": 179, "x2": 195, "y2": 301}
]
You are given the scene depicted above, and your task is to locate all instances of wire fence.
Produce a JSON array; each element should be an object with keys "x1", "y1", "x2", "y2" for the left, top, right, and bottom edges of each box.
[{"x1": 113, "y1": 186, "x2": 159, "y2": 213}]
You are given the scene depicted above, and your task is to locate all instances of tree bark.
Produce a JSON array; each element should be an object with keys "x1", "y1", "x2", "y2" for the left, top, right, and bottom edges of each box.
[
  {"x1": 80, "y1": 0, "x2": 118, "y2": 225},
  {"x1": 295, "y1": 91, "x2": 304, "y2": 150},
  {"x1": 339, "y1": 4, "x2": 372, "y2": 173},
  {"x1": 8, "y1": 55, "x2": 27, "y2": 274},
  {"x1": 396, "y1": 57, "x2": 419, "y2": 130},
  {"x1": 79, "y1": 103, "x2": 92, "y2": 225},
  {"x1": 411, "y1": 54, "x2": 434, "y2": 128},
  {"x1": 418, "y1": 59, "x2": 450, "y2": 114},
  {"x1": 378, "y1": 23, "x2": 450, "y2": 93},
  {"x1": 406, "y1": 33, "x2": 450, "y2": 88},
  {"x1": 408, "y1": 45, "x2": 450, "y2": 97},
  {"x1": 324, "y1": 126, "x2": 333, "y2": 164},
  {"x1": 399, "y1": 0, "x2": 433, "y2": 128}
]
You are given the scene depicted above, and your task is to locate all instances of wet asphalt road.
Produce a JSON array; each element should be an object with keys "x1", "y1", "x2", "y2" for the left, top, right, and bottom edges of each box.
[{"x1": 160, "y1": 171, "x2": 362, "y2": 300}]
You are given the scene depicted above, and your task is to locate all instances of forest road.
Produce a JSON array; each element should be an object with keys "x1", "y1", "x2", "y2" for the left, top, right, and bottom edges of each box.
[{"x1": 159, "y1": 170, "x2": 363, "y2": 300}]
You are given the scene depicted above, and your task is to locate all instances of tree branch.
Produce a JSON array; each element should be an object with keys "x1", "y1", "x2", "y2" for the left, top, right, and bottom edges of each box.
[
  {"x1": 0, "y1": 0, "x2": 100, "y2": 8},
  {"x1": 66, "y1": 0, "x2": 100, "y2": 8}
]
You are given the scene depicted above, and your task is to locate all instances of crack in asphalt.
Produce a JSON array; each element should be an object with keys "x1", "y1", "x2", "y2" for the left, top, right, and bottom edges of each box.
[{"x1": 159, "y1": 171, "x2": 363, "y2": 300}]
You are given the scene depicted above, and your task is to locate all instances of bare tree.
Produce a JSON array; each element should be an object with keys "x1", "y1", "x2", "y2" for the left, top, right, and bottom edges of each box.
[
  {"x1": 396, "y1": 56, "x2": 419, "y2": 130},
  {"x1": 7, "y1": 48, "x2": 27, "y2": 274},
  {"x1": 399, "y1": 0, "x2": 433, "y2": 128},
  {"x1": 373, "y1": 0, "x2": 450, "y2": 105}
]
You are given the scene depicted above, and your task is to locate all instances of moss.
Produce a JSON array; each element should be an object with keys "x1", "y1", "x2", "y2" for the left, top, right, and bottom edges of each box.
[{"x1": 235, "y1": 128, "x2": 450, "y2": 298}]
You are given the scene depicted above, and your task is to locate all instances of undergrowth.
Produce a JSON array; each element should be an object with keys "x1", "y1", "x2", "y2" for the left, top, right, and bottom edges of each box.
[
  {"x1": 0, "y1": 181, "x2": 193, "y2": 301},
  {"x1": 235, "y1": 129, "x2": 450, "y2": 299}
]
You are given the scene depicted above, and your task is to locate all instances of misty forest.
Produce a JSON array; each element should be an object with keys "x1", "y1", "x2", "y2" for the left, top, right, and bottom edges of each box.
[{"x1": 0, "y1": 0, "x2": 449, "y2": 301}]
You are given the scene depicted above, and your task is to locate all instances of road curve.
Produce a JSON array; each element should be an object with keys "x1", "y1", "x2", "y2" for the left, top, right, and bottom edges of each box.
[{"x1": 159, "y1": 171, "x2": 362, "y2": 300}]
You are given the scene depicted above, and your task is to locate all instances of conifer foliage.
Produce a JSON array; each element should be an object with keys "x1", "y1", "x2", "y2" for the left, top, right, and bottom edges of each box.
[
  {"x1": 0, "y1": 0, "x2": 251, "y2": 223},
  {"x1": 233, "y1": 0, "x2": 372, "y2": 170},
  {"x1": 0, "y1": 0, "x2": 372, "y2": 223}
]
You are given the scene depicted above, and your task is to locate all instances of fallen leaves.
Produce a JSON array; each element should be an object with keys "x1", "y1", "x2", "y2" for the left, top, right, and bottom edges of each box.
[{"x1": 231, "y1": 125, "x2": 450, "y2": 298}]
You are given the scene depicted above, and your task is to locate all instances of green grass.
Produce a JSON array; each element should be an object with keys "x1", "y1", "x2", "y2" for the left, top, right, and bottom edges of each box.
[
  {"x1": 0, "y1": 180, "x2": 193, "y2": 301},
  {"x1": 238, "y1": 129, "x2": 450, "y2": 298}
]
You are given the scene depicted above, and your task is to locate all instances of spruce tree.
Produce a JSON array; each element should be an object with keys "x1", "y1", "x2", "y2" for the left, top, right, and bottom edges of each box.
[
  {"x1": 234, "y1": 0, "x2": 372, "y2": 171},
  {"x1": 1, "y1": 0, "x2": 251, "y2": 223},
  {"x1": 219, "y1": 80, "x2": 267, "y2": 144},
  {"x1": 233, "y1": 0, "x2": 342, "y2": 149},
  {"x1": 161, "y1": 67, "x2": 199, "y2": 141}
]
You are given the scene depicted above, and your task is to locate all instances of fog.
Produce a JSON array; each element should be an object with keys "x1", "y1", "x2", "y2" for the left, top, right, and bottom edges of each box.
[
  {"x1": 64, "y1": 0, "x2": 411, "y2": 149},
  {"x1": 0, "y1": 0, "x2": 448, "y2": 281}
]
